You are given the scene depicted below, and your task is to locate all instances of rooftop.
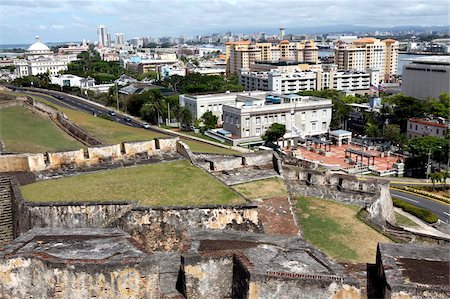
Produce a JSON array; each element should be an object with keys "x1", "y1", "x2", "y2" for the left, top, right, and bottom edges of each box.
[
  {"x1": 404, "y1": 55, "x2": 450, "y2": 65},
  {"x1": 408, "y1": 117, "x2": 448, "y2": 128}
]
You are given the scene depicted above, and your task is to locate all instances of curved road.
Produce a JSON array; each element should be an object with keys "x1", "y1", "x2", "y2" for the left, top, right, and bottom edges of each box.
[{"x1": 390, "y1": 189, "x2": 450, "y2": 223}]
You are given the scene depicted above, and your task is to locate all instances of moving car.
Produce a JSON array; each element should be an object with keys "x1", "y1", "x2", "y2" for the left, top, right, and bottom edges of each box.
[{"x1": 140, "y1": 122, "x2": 151, "y2": 129}]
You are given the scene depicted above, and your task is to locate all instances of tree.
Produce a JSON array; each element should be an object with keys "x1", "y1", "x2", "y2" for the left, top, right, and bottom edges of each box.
[
  {"x1": 364, "y1": 122, "x2": 381, "y2": 137},
  {"x1": 430, "y1": 172, "x2": 443, "y2": 191},
  {"x1": 176, "y1": 107, "x2": 193, "y2": 128},
  {"x1": 200, "y1": 111, "x2": 218, "y2": 131},
  {"x1": 262, "y1": 123, "x2": 286, "y2": 144},
  {"x1": 383, "y1": 124, "x2": 404, "y2": 144}
]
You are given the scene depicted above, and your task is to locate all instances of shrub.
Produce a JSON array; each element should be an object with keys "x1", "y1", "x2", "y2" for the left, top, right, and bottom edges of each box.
[
  {"x1": 392, "y1": 197, "x2": 438, "y2": 224},
  {"x1": 97, "y1": 113, "x2": 112, "y2": 121}
]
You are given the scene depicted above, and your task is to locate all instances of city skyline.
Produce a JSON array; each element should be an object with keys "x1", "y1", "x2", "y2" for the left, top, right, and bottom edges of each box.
[{"x1": 1, "y1": 0, "x2": 449, "y2": 44}]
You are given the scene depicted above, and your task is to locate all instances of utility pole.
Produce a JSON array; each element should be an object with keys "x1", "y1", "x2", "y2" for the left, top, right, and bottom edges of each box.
[
  {"x1": 426, "y1": 149, "x2": 431, "y2": 182},
  {"x1": 167, "y1": 102, "x2": 170, "y2": 126},
  {"x1": 115, "y1": 82, "x2": 119, "y2": 111}
]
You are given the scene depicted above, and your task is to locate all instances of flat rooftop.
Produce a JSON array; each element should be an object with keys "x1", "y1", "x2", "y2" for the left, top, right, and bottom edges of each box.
[
  {"x1": 378, "y1": 243, "x2": 450, "y2": 289},
  {"x1": 403, "y1": 55, "x2": 450, "y2": 65}
]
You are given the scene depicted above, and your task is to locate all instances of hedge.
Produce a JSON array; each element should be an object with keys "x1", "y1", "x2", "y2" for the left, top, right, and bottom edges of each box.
[{"x1": 392, "y1": 197, "x2": 439, "y2": 224}]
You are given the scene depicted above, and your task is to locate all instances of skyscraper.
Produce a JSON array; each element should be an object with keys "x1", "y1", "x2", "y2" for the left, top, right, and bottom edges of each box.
[
  {"x1": 279, "y1": 27, "x2": 286, "y2": 40},
  {"x1": 115, "y1": 33, "x2": 125, "y2": 45},
  {"x1": 97, "y1": 25, "x2": 108, "y2": 47}
]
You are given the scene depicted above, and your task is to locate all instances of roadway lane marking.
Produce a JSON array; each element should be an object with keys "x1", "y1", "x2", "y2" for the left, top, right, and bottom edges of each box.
[
  {"x1": 444, "y1": 212, "x2": 450, "y2": 218},
  {"x1": 392, "y1": 194, "x2": 419, "y2": 203}
]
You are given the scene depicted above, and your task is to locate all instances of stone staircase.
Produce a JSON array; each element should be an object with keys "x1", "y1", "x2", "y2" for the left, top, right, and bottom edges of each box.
[{"x1": 0, "y1": 176, "x2": 13, "y2": 247}]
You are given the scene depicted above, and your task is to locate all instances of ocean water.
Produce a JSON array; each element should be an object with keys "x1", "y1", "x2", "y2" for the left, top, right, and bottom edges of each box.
[{"x1": 0, "y1": 42, "x2": 78, "y2": 50}]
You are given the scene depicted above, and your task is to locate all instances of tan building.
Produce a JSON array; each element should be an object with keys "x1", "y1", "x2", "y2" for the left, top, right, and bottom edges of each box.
[
  {"x1": 334, "y1": 38, "x2": 399, "y2": 82},
  {"x1": 226, "y1": 40, "x2": 318, "y2": 77},
  {"x1": 407, "y1": 118, "x2": 449, "y2": 139}
]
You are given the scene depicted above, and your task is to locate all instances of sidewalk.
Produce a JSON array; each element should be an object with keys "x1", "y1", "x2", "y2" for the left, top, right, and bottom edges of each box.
[{"x1": 394, "y1": 207, "x2": 450, "y2": 239}]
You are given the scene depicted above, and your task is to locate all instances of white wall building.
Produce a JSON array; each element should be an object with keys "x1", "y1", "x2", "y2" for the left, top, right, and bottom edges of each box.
[
  {"x1": 179, "y1": 91, "x2": 266, "y2": 123},
  {"x1": 402, "y1": 56, "x2": 450, "y2": 101},
  {"x1": 221, "y1": 93, "x2": 332, "y2": 145},
  {"x1": 14, "y1": 36, "x2": 69, "y2": 78},
  {"x1": 407, "y1": 118, "x2": 449, "y2": 139},
  {"x1": 97, "y1": 25, "x2": 109, "y2": 47},
  {"x1": 50, "y1": 74, "x2": 84, "y2": 88}
]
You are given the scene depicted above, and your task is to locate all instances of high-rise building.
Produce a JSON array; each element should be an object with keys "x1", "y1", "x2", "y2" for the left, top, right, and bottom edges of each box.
[
  {"x1": 106, "y1": 33, "x2": 111, "y2": 47},
  {"x1": 279, "y1": 27, "x2": 286, "y2": 40},
  {"x1": 333, "y1": 37, "x2": 399, "y2": 82},
  {"x1": 97, "y1": 25, "x2": 108, "y2": 47},
  {"x1": 226, "y1": 40, "x2": 318, "y2": 77},
  {"x1": 115, "y1": 33, "x2": 125, "y2": 45}
]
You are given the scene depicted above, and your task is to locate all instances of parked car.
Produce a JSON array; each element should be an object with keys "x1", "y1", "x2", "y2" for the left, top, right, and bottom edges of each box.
[
  {"x1": 141, "y1": 122, "x2": 151, "y2": 129},
  {"x1": 108, "y1": 110, "x2": 116, "y2": 116}
]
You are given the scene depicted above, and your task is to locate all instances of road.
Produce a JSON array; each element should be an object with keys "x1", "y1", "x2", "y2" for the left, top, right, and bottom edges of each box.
[
  {"x1": 15, "y1": 87, "x2": 177, "y2": 136},
  {"x1": 390, "y1": 189, "x2": 450, "y2": 223}
]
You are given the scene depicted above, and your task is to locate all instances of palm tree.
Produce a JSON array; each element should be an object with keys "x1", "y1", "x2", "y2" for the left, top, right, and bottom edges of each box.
[{"x1": 430, "y1": 172, "x2": 443, "y2": 191}]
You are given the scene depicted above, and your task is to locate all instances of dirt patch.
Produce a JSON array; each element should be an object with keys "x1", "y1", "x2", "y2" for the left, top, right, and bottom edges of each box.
[
  {"x1": 258, "y1": 196, "x2": 299, "y2": 236},
  {"x1": 199, "y1": 240, "x2": 258, "y2": 251},
  {"x1": 398, "y1": 258, "x2": 450, "y2": 286}
]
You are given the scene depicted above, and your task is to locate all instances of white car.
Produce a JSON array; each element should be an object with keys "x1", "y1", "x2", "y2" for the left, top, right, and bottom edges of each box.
[{"x1": 141, "y1": 122, "x2": 151, "y2": 129}]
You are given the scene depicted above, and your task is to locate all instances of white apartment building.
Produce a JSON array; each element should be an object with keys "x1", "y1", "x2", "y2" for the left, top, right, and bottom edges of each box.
[
  {"x1": 221, "y1": 93, "x2": 332, "y2": 145},
  {"x1": 50, "y1": 74, "x2": 84, "y2": 88},
  {"x1": 402, "y1": 56, "x2": 450, "y2": 101},
  {"x1": 407, "y1": 118, "x2": 449, "y2": 139},
  {"x1": 179, "y1": 91, "x2": 267, "y2": 123},
  {"x1": 334, "y1": 38, "x2": 399, "y2": 82},
  {"x1": 97, "y1": 25, "x2": 109, "y2": 47},
  {"x1": 14, "y1": 36, "x2": 69, "y2": 77},
  {"x1": 239, "y1": 65, "x2": 378, "y2": 93}
]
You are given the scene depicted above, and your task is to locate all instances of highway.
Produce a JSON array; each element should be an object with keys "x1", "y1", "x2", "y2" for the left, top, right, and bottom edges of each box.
[{"x1": 390, "y1": 189, "x2": 450, "y2": 223}]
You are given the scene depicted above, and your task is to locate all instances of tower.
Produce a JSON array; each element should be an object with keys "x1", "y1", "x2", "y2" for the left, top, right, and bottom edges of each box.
[
  {"x1": 279, "y1": 27, "x2": 286, "y2": 40},
  {"x1": 97, "y1": 25, "x2": 108, "y2": 47}
]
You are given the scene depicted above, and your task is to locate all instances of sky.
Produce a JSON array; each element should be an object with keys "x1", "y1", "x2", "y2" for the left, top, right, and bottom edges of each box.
[{"x1": 1, "y1": 0, "x2": 448, "y2": 44}]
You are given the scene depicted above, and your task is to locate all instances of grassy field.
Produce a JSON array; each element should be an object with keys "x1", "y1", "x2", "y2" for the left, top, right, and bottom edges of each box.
[
  {"x1": 21, "y1": 160, "x2": 244, "y2": 206},
  {"x1": 5, "y1": 91, "x2": 237, "y2": 155},
  {"x1": 233, "y1": 178, "x2": 288, "y2": 199},
  {"x1": 395, "y1": 212, "x2": 420, "y2": 227},
  {"x1": 0, "y1": 105, "x2": 83, "y2": 153},
  {"x1": 297, "y1": 196, "x2": 392, "y2": 263}
]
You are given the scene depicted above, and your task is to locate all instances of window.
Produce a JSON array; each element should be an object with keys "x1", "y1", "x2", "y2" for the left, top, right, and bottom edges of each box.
[
  {"x1": 245, "y1": 118, "x2": 250, "y2": 126},
  {"x1": 256, "y1": 117, "x2": 261, "y2": 125},
  {"x1": 264, "y1": 116, "x2": 267, "y2": 124},
  {"x1": 322, "y1": 122, "x2": 327, "y2": 130},
  {"x1": 281, "y1": 115, "x2": 286, "y2": 122},
  {"x1": 230, "y1": 117, "x2": 234, "y2": 124},
  {"x1": 301, "y1": 124, "x2": 305, "y2": 131},
  {"x1": 291, "y1": 113, "x2": 295, "y2": 121},
  {"x1": 225, "y1": 115, "x2": 229, "y2": 123},
  {"x1": 415, "y1": 125, "x2": 418, "y2": 130},
  {"x1": 311, "y1": 122, "x2": 317, "y2": 131},
  {"x1": 256, "y1": 128, "x2": 261, "y2": 135},
  {"x1": 312, "y1": 111, "x2": 317, "y2": 119},
  {"x1": 245, "y1": 130, "x2": 250, "y2": 137},
  {"x1": 301, "y1": 112, "x2": 306, "y2": 120},
  {"x1": 322, "y1": 109, "x2": 327, "y2": 117},
  {"x1": 213, "y1": 105, "x2": 217, "y2": 111},
  {"x1": 269, "y1": 116, "x2": 273, "y2": 123},
  {"x1": 436, "y1": 129, "x2": 439, "y2": 135}
]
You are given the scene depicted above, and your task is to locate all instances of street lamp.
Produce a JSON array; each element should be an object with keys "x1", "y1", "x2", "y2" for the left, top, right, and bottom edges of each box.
[{"x1": 426, "y1": 146, "x2": 442, "y2": 182}]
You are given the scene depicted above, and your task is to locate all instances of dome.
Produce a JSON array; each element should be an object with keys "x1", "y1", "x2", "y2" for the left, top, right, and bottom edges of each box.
[{"x1": 27, "y1": 36, "x2": 50, "y2": 52}]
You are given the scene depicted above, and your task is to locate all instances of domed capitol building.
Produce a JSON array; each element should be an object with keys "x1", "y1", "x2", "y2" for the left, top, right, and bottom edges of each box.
[{"x1": 14, "y1": 36, "x2": 74, "y2": 77}]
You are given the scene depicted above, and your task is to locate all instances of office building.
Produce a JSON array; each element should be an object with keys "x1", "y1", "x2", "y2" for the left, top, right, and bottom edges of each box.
[
  {"x1": 97, "y1": 25, "x2": 108, "y2": 47},
  {"x1": 221, "y1": 93, "x2": 332, "y2": 145},
  {"x1": 279, "y1": 27, "x2": 286, "y2": 40},
  {"x1": 402, "y1": 56, "x2": 450, "y2": 101},
  {"x1": 115, "y1": 33, "x2": 125, "y2": 46},
  {"x1": 334, "y1": 37, "x2": 399, "y2": 82}
]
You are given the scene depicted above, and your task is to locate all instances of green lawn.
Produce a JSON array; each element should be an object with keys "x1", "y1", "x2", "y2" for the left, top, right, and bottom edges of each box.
[
  {"x1": 21, "y1": 160, "x2": 244, "y2": 206},
  {"x1": 3, "y1": 91, "x2": 237, "y2": 154},
  {"x1": 395, "y1": 212, "x2": 420, "y2": 227},
  {"x1": 0, "y1": 105, "x2": 83, "y2": 153},
  {"x1": 233, "y1": 178, "x2": 287, "y2": 199},
  {"x1": 297, "y1": 196, "x2": 392, "y2": 263}
]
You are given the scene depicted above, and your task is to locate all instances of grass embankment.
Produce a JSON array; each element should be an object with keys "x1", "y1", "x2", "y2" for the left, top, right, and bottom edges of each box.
[
  {"x1": 297, "y1": 196, "x2": 392, "y2": 263},
  {"x1": 394, "y1": 212, "x2": 420, "y2": 227},
  {"x1": 233, "y1": 178, "x2": 288, "y2": 200},
  {"x1": 10, "y1": 91, "x2": 237, "y2": 155},
  {"x1": 0, "y1": 105, "x2": 83, "y2": 153},
  {"x1": 392, "y1": 197, "x2": 438, "y2": 224},
  {"x1": 21, "y1": 160, "x2": 244, "y2": 206}
]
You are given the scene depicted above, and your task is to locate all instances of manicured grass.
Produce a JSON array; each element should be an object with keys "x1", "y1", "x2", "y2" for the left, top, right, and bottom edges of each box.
[
  {"x1": 0, "y1": 105, "x2": 83, "y2": 153},
  {"x1": 4, "y1": 91, "x2": 238, "y2": 154},
  {"x1": 395, "y1": 212, "x2": 420, "y2": 227},
  {"x1": 233, "y1": 178, "x2": 287, "y2": 199},
  {"x1": 21, "y1": 160, "x2": 244, "y2": 206},
  {"x1": 297, "y1": 196, "x2": 392, "y2": 263}
]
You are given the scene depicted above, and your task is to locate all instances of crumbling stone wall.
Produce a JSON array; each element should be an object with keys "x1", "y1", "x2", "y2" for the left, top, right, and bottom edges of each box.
[
  {"x1": 123, "y1": 140, "x2": 156, "y2": 156},
  {"x1": 88, "y1": 144, "x2": 122, "y2": 161},
  {"x1": 56, "y1": 113, "x2": 103, "y2": 146},
  {"x1": 183, "y1": 255, "x2": 234, "y2": 299},
  {"x1": 0, "y1": 153, "x2": 45, "y2": 172},
  {"x1": 242, "y1": 151, "x2": 273, "y2": 166},
  {"x1": 117, "y1": 205, "x2": 261, "y2": 252},
  {"x1": 176, "y1": 141, "x2": 196, "y2": 164},
  {"x1": 0, "y1": 257, "x2": 161, "y2": 299},
  {"x1": 156, "y1": 137, "x2": 179, "y2": 153},
  {"x1": 47, "y1": 149, "x2": 85, "y2": 169}
]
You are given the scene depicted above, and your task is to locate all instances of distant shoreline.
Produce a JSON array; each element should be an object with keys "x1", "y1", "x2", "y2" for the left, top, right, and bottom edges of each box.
[{"x1": 398, "y1": 51, "x2": 449, "y2": 56}]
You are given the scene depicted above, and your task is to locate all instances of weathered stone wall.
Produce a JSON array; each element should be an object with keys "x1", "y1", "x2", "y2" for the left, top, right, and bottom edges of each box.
[
  {"x1": 56, "y1": 113, "x2": 103, "y2": 146},
  {"x1": 0, "y1": 177, "x2": 13, "y2": 247},
  {"x1": 243, "y1": 151, "x2": 273, "y2": 166},
  {"x1": 88, "y1": 144, "x2": 122, "y2": 161},
  {"x1": 248, "y1": 275, "x2": 361, "y2": 299},
  {"x1": 156, "y1": 137, "x2": 179, "y2": 153},
  {"x1": 123, "y1": 140, "x2": 156, "y2": 156},
  {"x1": 0, "y1": 153, "x2": 46, "y2": 172},
  {"x1": 117, "y1": 205, "x2": 261, "y2": 252},
  {"x1": 183, "y1": 255, "x2": 234, "y2": 299},
  {"x1": 47, "y1": 149, "x2": 85, "y2": 168},
  {"x1": 176, "y1": 141, "x2": 196, "y2": 164},
  {"x1": 0, "y1": 256, "x2": 161, "y2": 299},
  {"x1": 26, "y1": 202, "x2": 134, "y2": 229}
]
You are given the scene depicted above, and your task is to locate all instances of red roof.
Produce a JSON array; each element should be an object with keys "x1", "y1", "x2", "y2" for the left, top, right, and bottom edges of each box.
[{"x1": 409, "y1": 118, "x2": 448, "y2": 128}]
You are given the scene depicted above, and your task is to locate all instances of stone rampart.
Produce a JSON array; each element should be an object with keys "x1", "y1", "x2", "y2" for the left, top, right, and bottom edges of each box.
[
  {"x1": 156, "y1": 137, "x2": 179, "y2": 153},
  {"x1": 123, "y1": 140, "x2": 156, "y2": 156},
  {"x1": 88, "y1": 144, "x2": 122, "y2": 161},
  {"x1": 242, "y1": 151, "x2": 273, "y2": 166},
  {"x1": 176, "y1": 141, "x2": 197, "y2": 164},
  {"x1": 47, "y1": 149, "x2": 85, "y2": 168},
  {"x1": 56, "y1": 113, "x2": 103, "y2": 146},
  {"x1": 0, "y1": 153, "x2": 46, "y2": 172},
  {"x1": 117, "y1": 205, "x2": 261, "y2": 252}
]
